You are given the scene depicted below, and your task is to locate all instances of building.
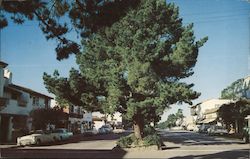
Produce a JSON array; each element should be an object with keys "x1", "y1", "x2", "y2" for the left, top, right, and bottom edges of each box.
[
  {"x1": 0, "y1": 61, "x2": 53, "y2": 143},
  {"x1": 190, "y1": 98, "x2": 232, "y2": 125},
  {"x1": 92, "y1": 112, "x2": 123, "y2": 130},
  {"x1": 107, "y1": 112, "x2": 123, "y2": 128},
  {"x1": 63, "y1": 105, "x2": 92, "y2": 134},
  {"x1": 92, "y1": 112, "x2": 106, "y2": 130}
]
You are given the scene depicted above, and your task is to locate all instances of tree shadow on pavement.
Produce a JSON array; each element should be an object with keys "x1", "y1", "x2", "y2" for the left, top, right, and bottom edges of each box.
[
  {"x1": 1, "y1": 147, "x2": 127, "y2": 159},
  {"x1": 36, "y1": 132, "x2": 131, "y2": 146},
  {"x1": 161, "y1": 131, "x2": 244, "y2": 146},
  {"x1": 162, "y1": 146, "x2": 180, "y2": 150},
  {"x1": 167, "y1": 149, "x2": 250, "y2": 159}
]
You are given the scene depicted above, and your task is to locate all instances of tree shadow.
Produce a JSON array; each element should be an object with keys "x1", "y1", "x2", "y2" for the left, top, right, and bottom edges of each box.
[
  {"x1": 34, "y1": 132, "x2": 131, "y2": 146},
  {"x1": 161, "y1": 131, "x2": 245, "y2": 146},
  {"x1": 168, "y1": 149, "x2": 250, "y2": 159},
  {"x1": 1, "y1": 147, "x2": 127, "y2": 159},
  {"x1": 162, "y1": 146, "x2": 180, "y2": 150}
]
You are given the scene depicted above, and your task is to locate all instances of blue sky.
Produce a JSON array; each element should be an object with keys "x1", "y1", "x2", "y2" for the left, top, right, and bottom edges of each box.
[{"x1": 1, "y1": 0, "x2": 249, "y2": 120}]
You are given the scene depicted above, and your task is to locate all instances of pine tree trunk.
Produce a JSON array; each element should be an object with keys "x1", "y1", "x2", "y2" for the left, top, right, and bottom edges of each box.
[{"x1": 133, "y1": 113, "x2": 144, "y2": 139}]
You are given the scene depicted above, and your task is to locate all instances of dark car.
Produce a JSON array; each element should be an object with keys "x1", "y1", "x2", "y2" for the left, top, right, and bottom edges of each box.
[{"x1": 242, "y1": 127, "x2": 249, "y2": 143}]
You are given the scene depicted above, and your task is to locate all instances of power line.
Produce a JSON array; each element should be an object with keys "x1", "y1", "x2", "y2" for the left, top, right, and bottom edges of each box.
[
  {"x1": 180, "y1": 8, "x2": 249, "y2": 17},
  {"x1": 187, "y1": 14, "x2": 248, "y2": 25}
]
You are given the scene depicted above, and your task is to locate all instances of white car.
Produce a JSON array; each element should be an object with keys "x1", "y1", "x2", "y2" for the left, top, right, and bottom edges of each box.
[
  {"x1": 17, "y1": 130, "x2": 58, "y2": 146},
  {"x1": 207, "y1": 126, "x2": 228, "y2": 135},
  {"x1": 187, "y1": 124, "x2": 200, "y2": 132},
  {"x1": 52, "y1": 128, "x2": 73, "y2": 140}
]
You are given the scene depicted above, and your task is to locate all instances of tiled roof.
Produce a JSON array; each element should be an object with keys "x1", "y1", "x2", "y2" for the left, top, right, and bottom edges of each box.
[{"x1": 8, "y1": 84, "x2": 53, "y2": 99}]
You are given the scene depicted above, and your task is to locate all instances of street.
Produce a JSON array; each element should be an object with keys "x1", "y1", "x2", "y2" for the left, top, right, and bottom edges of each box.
[{"x1": 1, "y1": 130, "x2": 249, "y2": 159}]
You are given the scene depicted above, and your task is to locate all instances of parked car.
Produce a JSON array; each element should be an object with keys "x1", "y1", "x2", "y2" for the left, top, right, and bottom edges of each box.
[
  {"x1": 17, "y1": 130, "x2": 58, "y2": 146},
  {"x1": 52, "y1": 128, "x2": 73, "y2": 140},
  {"x1": 207, "y1": 126, "x2": 228, "y2": 135},
  {"x1": 198, "y1": 124, "x2": 210, "y2": 133},
  {"x1": 242, "y1": 127, "x2": 249, "y2": 143},
  {"x1": 92, "y1": 128, "x2": 98, "y2": 135},
  {"x1": 186, "y1": 124, "x2": 200, "y2": 132},
  {"x1": 98, "y1": 125, "x2": 113, "y2": 134}
]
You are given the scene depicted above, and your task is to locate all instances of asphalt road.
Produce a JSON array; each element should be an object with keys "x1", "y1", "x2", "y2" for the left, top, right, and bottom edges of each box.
[
  {"x1": 158, "y1": 130, "x2": 250, "y2": 159},
  {"x1": 0, "y1": 130, "x2": 249, "y2": 159}
]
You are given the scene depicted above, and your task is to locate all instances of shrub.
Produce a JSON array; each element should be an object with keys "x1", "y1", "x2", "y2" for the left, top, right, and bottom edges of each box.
[
  {"x1": 117, "y1": 132, "x2": 162, "y2": 148},
  {"x1": 143, "y1": 134, "x2": 161, "y2": 147},
  {"x1": 117, "y1": 134, "x2": 136, "y2": 148},
  {"x1": 143, "y1": 126, "x2": 156, "y2": 136}
]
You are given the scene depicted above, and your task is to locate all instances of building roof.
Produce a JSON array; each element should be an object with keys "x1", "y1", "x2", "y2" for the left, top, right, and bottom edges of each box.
[
  {"x1": 199, "y1": 117, "x2": 217, "y2": 124},
  {"x1": 4, "y1": 86, "x2": 22, "y2": 95},
  {"x1": 8, "y1": 84, "x2": 53, "y2": 99},
  {"x1": 203, "y1": 107, "x2": 219, "y2": 115}
]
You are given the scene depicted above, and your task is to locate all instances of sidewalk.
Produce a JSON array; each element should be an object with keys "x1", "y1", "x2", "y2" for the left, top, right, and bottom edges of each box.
[{"x1": 0, "y1": 143, "x2": 18, "y2": 149}]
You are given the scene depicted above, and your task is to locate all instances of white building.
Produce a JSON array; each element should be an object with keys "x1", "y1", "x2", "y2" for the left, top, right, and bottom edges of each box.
[
  {"x1": 0, "y1": 61, "x2": 53, "y2": 143},
  {"x1": 92, "y1": 112, "x2": 106, "y2": 130},
  {"x1": 62, "y1": 105, "x2": 92, "y2": 134},
  {"x1": 92, "y1": 112, "x2": 123, "y2": 130},
  {"x1": 190, "y1": 98, "x2": 232, "y2": 125}
]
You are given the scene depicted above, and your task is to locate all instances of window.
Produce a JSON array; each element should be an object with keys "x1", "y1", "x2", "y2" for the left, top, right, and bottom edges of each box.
[
  {"x1": 32, "y1": 96, "x2": 39, "y2": 106},
  {"x1": 45, "y1": 99, "x2": 49, "y2": 108},
  {"x1": 78, "y1": 107, "x2": 81, "y2": 114}
]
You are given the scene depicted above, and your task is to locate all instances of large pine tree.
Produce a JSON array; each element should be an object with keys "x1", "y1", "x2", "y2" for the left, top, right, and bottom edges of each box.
[{"x1": 43, "y1": 0, "x2": 207, "y2": 139}]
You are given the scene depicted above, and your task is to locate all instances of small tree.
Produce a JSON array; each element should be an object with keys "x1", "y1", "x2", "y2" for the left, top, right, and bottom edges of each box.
[
  {"x1": 157, "y1": 109, "x2": 184, "y2": 129},
  {"x1": 220, "y1": 77, "x2": 250, "y2": 133},
  {"x1": 221, "y1": 78, "x2": 244, "y2": 100},
  {"x1": 30, "y1": 107, "x2": 68, "y2": 130},
  {"x1": 218, "y1": 100, "x2": 250, "y2": 133}
]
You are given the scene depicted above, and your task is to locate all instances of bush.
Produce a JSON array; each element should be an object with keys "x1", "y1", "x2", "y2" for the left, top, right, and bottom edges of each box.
[
  {"x1": 117, "y1": 134, "x2": 136, "y2": 148},
  {"x1": 117, "y1": 132, "x2": 162, "y2": 148},
  {"x1": 143, "y1": 134, "x2": 161, "y2": 147}
]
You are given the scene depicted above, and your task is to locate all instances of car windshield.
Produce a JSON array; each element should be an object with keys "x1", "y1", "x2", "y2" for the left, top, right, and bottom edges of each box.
[
  {"x1": 53, "y1": 129, "x2": 65, "y2": 133},
  {"x1": 31, "y1": 130, "x2": 44, "y2": 134},
  {"x1": 215, "y1": 126, "x2": 224, "y2": 129}
]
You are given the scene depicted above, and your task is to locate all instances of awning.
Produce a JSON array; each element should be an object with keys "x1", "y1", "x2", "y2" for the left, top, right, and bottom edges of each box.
[
  {"x1": 199, "y1": 117, "x2": 217, "y2": 124},
  {"x1": 204, "y1": 107, "x2": 219, "y2": 115}
]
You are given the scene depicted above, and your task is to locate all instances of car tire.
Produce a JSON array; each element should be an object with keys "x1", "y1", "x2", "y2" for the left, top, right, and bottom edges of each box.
[{"x1": 36, "y1": 139, "x2": 41, "y2": 145}]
